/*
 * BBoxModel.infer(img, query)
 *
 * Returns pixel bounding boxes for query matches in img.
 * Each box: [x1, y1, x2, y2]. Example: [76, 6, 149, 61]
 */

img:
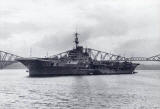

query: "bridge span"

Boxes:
[0, 49, 160, 69]
[122, 54, 160, 62]
[0, 50, 22, 69]
[50, 48, 160, 62]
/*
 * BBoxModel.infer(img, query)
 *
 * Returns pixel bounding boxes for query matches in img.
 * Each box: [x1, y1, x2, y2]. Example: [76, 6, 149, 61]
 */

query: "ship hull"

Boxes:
[29, 67, 136, 77]
[17, 58, 138, 77]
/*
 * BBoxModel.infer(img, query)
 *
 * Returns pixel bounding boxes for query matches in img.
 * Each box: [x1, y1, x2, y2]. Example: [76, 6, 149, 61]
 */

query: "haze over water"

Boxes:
[0, 69, 160, 109]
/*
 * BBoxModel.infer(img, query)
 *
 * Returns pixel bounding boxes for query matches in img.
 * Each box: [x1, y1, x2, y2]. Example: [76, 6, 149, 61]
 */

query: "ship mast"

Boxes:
[74, 32, 79, 49]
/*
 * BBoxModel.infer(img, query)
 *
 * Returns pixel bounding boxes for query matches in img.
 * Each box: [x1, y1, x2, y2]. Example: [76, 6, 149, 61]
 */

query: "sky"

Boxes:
[0, 0, 160, 58]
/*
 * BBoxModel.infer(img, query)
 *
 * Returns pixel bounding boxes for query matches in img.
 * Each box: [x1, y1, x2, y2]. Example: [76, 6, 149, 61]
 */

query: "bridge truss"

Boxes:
[0, 48, 159, 69]
[0, 51, 21, 69]
[49, 48, 160, 62]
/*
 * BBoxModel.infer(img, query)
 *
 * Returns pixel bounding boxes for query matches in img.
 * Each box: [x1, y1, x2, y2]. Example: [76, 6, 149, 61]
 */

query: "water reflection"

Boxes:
[0, 70, 160, 109]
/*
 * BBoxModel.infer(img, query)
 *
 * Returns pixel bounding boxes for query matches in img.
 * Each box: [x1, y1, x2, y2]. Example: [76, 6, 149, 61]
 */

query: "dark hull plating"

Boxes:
[29, 67, 136, 77]
[17, 59, 138, 77]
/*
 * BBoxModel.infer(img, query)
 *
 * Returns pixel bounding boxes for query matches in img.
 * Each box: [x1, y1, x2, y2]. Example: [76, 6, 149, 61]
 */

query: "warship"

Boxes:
[16, 32, 139, 77]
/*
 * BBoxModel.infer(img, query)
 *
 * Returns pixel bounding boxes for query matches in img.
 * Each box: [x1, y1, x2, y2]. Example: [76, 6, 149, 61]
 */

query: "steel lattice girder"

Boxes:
[49, 48, 160, 62]
[0, 51, 21, 69]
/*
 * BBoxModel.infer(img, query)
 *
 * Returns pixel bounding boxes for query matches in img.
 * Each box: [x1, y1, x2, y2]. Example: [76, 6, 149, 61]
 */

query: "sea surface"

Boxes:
[0, 69, 160, 109]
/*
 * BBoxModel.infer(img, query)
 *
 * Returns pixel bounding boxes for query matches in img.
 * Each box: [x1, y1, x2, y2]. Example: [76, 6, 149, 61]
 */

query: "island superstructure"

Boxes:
[16, 32, 139, 77]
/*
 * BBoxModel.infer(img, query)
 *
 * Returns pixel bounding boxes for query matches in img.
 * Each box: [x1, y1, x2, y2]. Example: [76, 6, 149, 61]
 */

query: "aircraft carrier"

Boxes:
[16, 32, 139, 77]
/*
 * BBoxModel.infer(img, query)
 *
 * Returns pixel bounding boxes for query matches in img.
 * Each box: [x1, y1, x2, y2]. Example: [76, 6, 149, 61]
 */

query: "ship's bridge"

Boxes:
[68, 46, 89, 62]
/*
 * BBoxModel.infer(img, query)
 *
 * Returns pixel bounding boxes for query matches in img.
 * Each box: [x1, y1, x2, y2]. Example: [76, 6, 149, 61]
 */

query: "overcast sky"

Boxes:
[0, 0, 160, 58]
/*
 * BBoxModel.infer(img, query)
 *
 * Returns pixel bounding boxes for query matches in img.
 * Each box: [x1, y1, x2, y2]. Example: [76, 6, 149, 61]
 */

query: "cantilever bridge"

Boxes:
[0, 49, 160, 69]
[0, 50, 22, 69]
[50, 48, 160, 62]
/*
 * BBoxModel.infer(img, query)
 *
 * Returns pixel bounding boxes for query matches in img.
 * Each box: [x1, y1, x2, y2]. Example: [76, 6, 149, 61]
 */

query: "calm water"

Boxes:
[0, 69, 160, 109]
